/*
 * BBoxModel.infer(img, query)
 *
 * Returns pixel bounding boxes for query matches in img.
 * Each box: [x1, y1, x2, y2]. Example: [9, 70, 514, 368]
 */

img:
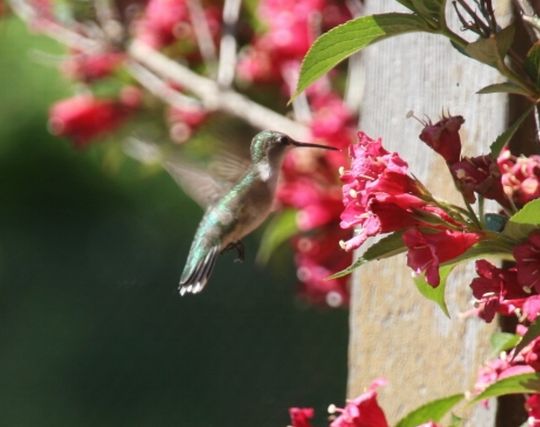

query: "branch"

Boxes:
[217, 0, 242, 87]
[186, 0, 217, 70]
[128, 40, 311, 140]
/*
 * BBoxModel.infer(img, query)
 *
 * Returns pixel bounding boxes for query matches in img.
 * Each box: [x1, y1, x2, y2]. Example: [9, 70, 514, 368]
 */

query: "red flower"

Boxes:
[62, 52, 125, 82]
[450, 155, 507, 205]
[526, 394, 540, 427]
[403, 229, 480, 286]
[330, 379, 389, 427]
[498, 149, 540, 207]
[419, 115, 464, 164]
[514, 231, 540, 293]
[524, 295, 540, 322]
[289, 407, 315, 427]
[470, 260, 528, 322]
[48, 94, 136, 147]
[138, 0, 189, 48]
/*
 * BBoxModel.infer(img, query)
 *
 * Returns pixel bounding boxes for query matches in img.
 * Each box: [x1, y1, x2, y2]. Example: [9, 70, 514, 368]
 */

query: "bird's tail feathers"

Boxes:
[179, 245, 220, 296]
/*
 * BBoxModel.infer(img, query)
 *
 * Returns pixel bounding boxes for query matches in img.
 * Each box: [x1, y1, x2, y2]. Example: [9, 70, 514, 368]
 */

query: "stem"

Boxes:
[477, 195, 485, 228]
[186, 0, 218, 71]
[217, 0, 242, 87]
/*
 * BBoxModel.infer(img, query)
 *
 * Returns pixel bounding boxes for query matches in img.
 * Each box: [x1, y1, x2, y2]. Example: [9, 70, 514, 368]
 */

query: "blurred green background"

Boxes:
[0, 18, 347, 427]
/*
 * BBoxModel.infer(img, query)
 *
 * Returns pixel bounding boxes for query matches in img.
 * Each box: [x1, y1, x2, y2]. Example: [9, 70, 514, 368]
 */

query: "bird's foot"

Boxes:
[223, 241, 245, 263]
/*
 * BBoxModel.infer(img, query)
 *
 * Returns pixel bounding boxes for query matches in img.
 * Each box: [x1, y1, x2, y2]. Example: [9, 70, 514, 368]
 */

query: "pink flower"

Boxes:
[515, 231, 540, 292]
[339, 132, 427, 251]
[310, 91, 356, 149]
[526, 394, 540, 426]
[403, 229, 480, 286]
[498, 149, 540, 207]
[419, 115, 464, 164]
[470, 260, 528, 322]
[475, 357, 533, 395]
[289, 407, 315, 427]
[450, 155, 507, 205]
[416, 423, 442, 427]
[61, 52, 125, 82]
[138, 0, 189, 48]
[330, 379, 389, 427]
[524, 338, 540, 371]
[48, 94, 137, 147]
[167, 104, 208, 143]
[524, 296, 540, 322]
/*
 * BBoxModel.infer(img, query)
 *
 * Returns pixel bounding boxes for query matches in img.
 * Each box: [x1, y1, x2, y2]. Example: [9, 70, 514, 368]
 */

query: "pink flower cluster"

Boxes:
[499, 149, 540, 207]
[288, 379, 442, 427]
[339, 130, 481, 286]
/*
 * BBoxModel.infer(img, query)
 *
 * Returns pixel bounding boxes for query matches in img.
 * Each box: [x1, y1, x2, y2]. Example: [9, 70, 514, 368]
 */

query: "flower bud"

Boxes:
[419, 115, 464, 164]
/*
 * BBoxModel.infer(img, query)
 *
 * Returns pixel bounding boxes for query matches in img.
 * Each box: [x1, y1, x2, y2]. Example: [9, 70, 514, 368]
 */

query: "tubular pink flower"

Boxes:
[289, 407, 315, 427]
[498, 149, 540, 207]
[329, 379, 388, 427]
[419, 115, 464, 164]
[61, 52, 125, 82]
[515, 231, 540, 293]
[403, 229, 480, 286]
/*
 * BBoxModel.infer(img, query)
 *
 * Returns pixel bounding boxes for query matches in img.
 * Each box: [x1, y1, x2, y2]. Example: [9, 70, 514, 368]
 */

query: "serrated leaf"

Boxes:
[256, 210, 297, 265]
[525, 42, 540, 87]
[490, 106, 534, 157]
[490, 332, 520, 354]
[413, 263, 455, 317]
[477, 82, 531, 97]
[514, 316, 540, 357]
[503, 198, 540, 241]
[395, 393, 464, 427]
[293, 13, 431, 99]
[464, 25, 515, 67]
[471, 373, 540, 403]
[328, 232, 407, 279]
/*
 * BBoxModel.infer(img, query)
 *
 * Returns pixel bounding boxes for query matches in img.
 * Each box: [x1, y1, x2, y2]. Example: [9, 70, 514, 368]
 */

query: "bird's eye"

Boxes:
[277, 135, 290, 145]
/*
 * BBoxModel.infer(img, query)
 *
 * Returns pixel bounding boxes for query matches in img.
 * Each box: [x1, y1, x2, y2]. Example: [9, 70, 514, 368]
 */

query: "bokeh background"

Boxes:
[0, 18, 348, 427]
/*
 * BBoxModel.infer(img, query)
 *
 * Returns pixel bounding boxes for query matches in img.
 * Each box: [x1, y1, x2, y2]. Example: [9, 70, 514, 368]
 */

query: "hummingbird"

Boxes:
[166, 130, 338, 296]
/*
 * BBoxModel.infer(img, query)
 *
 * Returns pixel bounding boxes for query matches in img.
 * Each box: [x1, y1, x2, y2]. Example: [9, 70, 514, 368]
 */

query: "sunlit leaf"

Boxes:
[490, 332, 520, 355]
[328, 232, 406, 279]
[471, 373, 540, 403]
[413, 263, 454, 317]
[503, 199, 540, 241]
[293, 13, 431, 99]
[256, 210, 297, 265]
[490, 106, 533, 157]
[395, 393, 463, 427]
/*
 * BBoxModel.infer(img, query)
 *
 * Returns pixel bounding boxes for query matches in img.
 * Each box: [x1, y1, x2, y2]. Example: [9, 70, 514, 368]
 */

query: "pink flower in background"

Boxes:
[526, 394, 540, 427]
[61, 52, 125, 82]
[498, 149, 540, 207]
[167, 104, 208, 143]
[419, 115, 464, 164]
[310, 91, 356, 149]
[403, 229, 480, 286]
[524, 296, 540, 322]
[138, 0, 189, 47]
[450, 154, 507, 205]
[289, 407, 315, 427]
[48, 94, 138, 147]
[514, 231, 540, 292]
[330, 379, 389, 427]
[470, 260, 528, 322]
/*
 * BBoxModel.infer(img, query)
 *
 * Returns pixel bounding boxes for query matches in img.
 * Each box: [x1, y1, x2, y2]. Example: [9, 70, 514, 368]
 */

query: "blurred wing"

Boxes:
[163, 158, 226, 208]
[208, 151, 251, 184]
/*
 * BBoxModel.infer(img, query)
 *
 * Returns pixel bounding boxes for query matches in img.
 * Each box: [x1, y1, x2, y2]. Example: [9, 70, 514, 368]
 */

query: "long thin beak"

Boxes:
[290, 140, 339, 150]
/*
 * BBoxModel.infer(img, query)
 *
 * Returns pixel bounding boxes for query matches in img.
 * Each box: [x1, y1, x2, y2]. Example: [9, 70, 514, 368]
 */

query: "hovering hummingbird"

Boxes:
[165, 130, 338, 296]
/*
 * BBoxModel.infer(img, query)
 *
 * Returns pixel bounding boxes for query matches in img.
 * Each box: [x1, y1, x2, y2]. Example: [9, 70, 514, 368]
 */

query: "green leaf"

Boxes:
[525, 42, 540, 87]
[477, 82, 531, 97]
[256, 210, 297, 265]
[410, 0, 446, 20]
[464, 25, 515, 67]
[503, 198, 540, 241]
[471, 373, 540, 403]
[490, 332, 520, 355]
[490, 106, 534, 157]
[395, 393, 464, 427]
[293, 13, 431, 99]
[514, 316, 540, 357]
[413, 263, 455, 317]
[328, 232, 407, 279]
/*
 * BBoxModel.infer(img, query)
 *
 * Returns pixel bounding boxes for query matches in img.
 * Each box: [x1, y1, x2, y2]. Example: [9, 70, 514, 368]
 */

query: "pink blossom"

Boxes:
[524, 338, 540, 371]
[403, 229, 480, 286]
[419, 115, 464, 164]
[514, 231, 540, 293]
[330, 379, 389, 427]
[475, 357, 533, 395]
[450, 154, 507, 205]
[470, 260, 528, 322]
[526, 394, 540, 427]
[310, 91, 356, 149]
[61, 52, 125, 82]
[498, 149, 540, 207]
[48, 94, 137, 147]
[138, 0, 189, 47]
[167, 104, 208, 143]
[524, 296, 540, 322]
[289, 407, 315, 427]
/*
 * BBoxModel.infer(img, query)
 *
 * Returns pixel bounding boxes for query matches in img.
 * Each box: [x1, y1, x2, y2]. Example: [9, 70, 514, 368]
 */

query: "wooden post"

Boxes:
[347, 1, 511, 424]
